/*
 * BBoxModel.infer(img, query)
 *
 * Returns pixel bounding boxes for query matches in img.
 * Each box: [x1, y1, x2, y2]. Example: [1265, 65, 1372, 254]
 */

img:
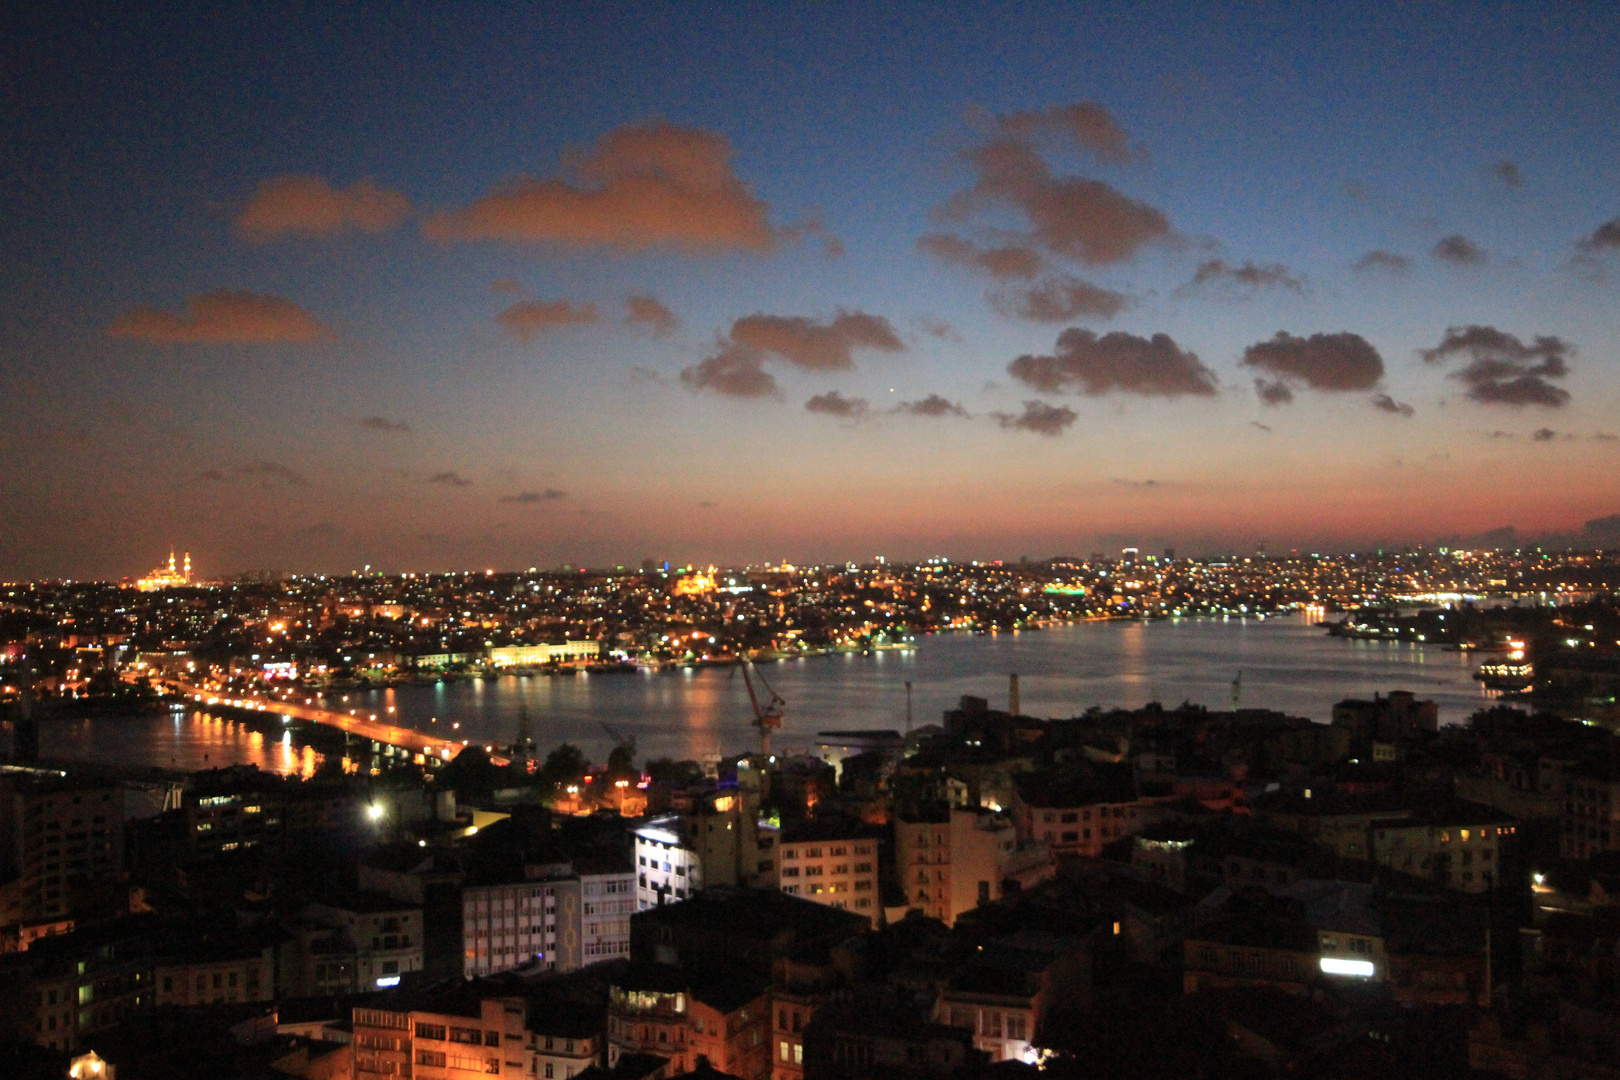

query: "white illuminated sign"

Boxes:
[376, 975, 401, 987]
[1319, 957, 1375, 977]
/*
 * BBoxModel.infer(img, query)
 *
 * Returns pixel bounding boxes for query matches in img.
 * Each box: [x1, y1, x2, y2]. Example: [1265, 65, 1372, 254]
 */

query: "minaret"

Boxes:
[168, 550, 177, 574]
[183, 553, 191, 582]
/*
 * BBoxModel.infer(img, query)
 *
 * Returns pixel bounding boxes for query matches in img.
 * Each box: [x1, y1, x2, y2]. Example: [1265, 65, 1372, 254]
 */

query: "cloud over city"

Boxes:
[1421, 325, 1573, 407]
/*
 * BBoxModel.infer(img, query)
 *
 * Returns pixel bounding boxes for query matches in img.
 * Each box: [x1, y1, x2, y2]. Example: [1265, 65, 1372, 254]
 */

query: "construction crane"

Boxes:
[740, 661, 784, 757]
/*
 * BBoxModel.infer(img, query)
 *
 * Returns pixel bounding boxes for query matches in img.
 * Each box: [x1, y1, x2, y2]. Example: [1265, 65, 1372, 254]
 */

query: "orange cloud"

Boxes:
[423, 121, 777, 252]
[625, 294, 679, 336]
[496, 300, 600, 341]
[995, 102, 1137, 163]
[236, 176, 411, 241]
[108, 290, 333, 344]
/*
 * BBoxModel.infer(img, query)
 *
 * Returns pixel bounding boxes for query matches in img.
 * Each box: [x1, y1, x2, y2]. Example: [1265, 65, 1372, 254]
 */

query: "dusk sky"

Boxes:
[3, 3, 1619, 579]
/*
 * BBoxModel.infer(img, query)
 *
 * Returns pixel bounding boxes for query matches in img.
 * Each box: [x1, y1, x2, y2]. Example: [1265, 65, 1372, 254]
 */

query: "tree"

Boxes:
[539, 743, 588, 791]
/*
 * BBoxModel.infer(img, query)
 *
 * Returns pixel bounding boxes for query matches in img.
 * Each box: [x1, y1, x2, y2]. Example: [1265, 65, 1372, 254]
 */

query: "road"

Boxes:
[145, 678, 508, 765]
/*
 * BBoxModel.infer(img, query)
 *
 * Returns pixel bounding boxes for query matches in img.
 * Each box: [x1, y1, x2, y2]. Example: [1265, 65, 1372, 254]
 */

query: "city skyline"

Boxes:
[3, 4, 1619, 578]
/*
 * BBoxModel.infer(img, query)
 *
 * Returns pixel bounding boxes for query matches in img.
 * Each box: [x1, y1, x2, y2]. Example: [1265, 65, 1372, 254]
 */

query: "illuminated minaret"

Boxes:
[168, 550, 177, 574]
[183, 552, 191, 582]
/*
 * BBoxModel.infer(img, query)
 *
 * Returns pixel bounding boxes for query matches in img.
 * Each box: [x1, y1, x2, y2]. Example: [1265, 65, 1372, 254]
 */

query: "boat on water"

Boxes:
[1475, 659, 1533, 691]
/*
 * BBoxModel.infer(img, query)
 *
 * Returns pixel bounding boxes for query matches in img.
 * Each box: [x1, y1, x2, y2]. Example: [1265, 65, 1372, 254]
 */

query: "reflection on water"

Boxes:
[39, 710, 323, 776]
[40, 615, 1500, 773]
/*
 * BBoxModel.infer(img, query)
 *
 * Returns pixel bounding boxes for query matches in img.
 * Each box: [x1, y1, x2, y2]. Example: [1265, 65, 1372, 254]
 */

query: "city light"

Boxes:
[1319, 958, 1375, 977]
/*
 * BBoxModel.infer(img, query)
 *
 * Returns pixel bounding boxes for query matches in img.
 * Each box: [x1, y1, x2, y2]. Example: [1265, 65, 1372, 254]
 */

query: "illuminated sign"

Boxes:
[376, 975, 401, 987]
[1319, 957, 1374, 977]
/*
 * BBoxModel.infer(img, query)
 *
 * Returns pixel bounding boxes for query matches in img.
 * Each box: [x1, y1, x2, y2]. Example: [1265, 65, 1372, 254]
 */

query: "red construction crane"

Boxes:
[740, 661, 784, 757]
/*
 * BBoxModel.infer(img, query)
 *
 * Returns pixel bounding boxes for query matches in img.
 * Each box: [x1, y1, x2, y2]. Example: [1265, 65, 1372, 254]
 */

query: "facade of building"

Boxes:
[304, 893, 424, 990]
[607, 966, 771, 1080]
[463, 860, 634, 977]
[0, 775, 125, 923]
[634, 819, 704, 911]
[1368, 808, 1515, 892]
[933, 933, 1088, 1065]
[895, 807, 1018, 926]
[1012, 779, 1155, 857]
[774, 820, 882, 926]
[488, 642, 602, 666]
[353, 995, 532, 1080]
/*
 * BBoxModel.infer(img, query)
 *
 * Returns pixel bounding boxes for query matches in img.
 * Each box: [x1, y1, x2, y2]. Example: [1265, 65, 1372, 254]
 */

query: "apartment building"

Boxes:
[774, 819, 883, 926]
[302, 891, 424, 990]
[463, 858, 634, 977]
[353, 993, 532, 1080]
[606, 963, 771, 1080]
[0, 774, 124, 922]
[895, 807, 1017, 926]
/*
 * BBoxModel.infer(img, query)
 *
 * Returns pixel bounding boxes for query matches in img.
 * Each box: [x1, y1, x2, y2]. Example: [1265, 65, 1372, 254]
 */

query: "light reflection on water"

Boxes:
[38, 709, 323, 776]
[39, 615, 1499, 772]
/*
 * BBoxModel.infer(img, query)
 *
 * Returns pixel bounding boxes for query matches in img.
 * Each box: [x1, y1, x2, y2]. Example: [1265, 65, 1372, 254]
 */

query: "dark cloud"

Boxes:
[1179, 259, 1304, 298]
[682, 310, 902, 397]
[628, 365, 665, 385]
[1354, 250, 1411, 273]
[1485, 430, 1514, 439]
[1110, 478, 1158, 488]
[1433, 234, 1487, 266]
[893, 394, 969, 418]
[500, 489, 567, 504]
[1532, 428, 1558, 442]
[496, 299, 599, 341]
[625, 295, 678, 336]
[1491, 161, 1523, 189]
[995, 400, 1076, 436]
[426, 471, 472, 487]
[1254, 379, 1294, 406]
[994, 102, 1136, 163]
[1370, 393, 1414, 417]
[917, 233, 1043, 280]
[239, 461, 308, 487]
[949, 138, 1170, 266]
[1009, 329, 1217, 398]
[1240, 331, 1384, 393]
[917, 317, 961, 342]
[1421, 325, 1572, 407]
[990, 275, 1127, 322]
[1587, 515, 1620, 546]
[422, 121, 777, 253]
[236, 176, 411, 241]
[360, 416, 410, 432]
[679, 348, 779, 398]
[1596, 432, 1619, 442]
[1250, 421, 1272, 433]
[804, 391, 869, 418]
[1578, 218, 1620, 252]
[109, 290, 333, 344]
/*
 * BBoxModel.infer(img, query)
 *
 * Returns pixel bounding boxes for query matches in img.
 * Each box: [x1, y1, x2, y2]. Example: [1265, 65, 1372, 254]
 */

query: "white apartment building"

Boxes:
[634, 817, 704, 910]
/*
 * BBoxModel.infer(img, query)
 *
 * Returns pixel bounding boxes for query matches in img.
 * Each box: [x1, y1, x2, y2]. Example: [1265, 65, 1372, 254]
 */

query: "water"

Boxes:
[38, 614, 1500, 774]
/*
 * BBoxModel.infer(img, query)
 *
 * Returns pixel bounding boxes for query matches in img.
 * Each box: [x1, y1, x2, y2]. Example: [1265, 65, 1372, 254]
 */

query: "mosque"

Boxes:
[135, 550, 191, 592]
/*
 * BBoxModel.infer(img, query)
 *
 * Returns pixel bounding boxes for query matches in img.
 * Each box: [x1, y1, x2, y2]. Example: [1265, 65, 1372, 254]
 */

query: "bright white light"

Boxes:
[375, 975, 400, 987]
[366, 804, 385, 821]
[1320, 957, 1374, 977]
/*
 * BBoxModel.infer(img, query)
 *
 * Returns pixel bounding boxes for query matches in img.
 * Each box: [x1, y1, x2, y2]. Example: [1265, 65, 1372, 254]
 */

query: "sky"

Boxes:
[2, 2, 1619, 579]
